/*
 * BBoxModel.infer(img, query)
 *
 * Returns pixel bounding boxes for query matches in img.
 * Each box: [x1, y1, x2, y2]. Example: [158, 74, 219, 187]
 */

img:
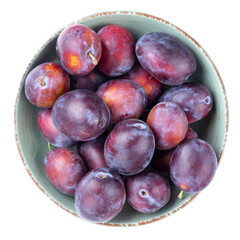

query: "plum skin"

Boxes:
[147, 102, 188, 150]
[70, 68, 107, 92]
[38, 108, 76, 147]
[136, 32, 196, 86]
[185, 127, 198, 139]
[25, 62, 70, 108]
[44, 148, 87, 196]
[121, 63, 164, 107]
[159, 82, 213, 123]
[97, 25, 135, 77]
[77, 133, 108, 170]
[125, 169, 171, 213]
[52, 89, 110, 141]
[74, 168, 126, 223]
[97, 79, 147, 124]
[56, 24, 102, 76]
[151, 127, 198, 173]
[104, 119, 155, 175]
[170, 138, 218, 193]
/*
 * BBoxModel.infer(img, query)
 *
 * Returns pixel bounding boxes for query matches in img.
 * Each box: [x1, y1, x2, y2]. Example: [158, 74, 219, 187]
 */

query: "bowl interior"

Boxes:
[15, 12, 228, 226]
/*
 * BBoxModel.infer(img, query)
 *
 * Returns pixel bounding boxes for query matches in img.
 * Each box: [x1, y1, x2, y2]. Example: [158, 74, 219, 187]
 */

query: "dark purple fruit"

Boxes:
[170, 138, 217, 193]
[77, 133, 108, 170]
[151, 127, 198, 173]
[97, 25, 135, 76]
[104, 119, 155, 175]
[38, 108, 76, 147]
[125, 169, 171, 213]
[147, 102, 188, 150]
[121, 62, 164, 106]
[136, 32, 196, 86]
[75, 168, 126, 223]
[159, 82, 213, 123]
[70, 68, 107, 92]
[97, 79, 147, 124]
[56, 24, 101, 76]
[25, 62, 70, 108]
[52, 89, 110, 141]
[44, 148, 87, 196]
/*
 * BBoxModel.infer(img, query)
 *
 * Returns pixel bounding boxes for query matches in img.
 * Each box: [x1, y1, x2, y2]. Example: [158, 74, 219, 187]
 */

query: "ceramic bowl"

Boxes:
[14, 11, 229, 226]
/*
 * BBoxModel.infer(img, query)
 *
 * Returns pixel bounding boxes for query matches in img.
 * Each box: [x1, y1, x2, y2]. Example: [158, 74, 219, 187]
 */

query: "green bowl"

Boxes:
[14, 11, 229, 226]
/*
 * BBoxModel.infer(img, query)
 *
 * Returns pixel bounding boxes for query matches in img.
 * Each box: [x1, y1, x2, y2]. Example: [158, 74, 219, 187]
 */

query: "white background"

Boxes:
[1, 0, 239, 239]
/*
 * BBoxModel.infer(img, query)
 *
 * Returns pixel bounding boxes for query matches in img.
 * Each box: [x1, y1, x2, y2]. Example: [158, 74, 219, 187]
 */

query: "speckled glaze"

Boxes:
[14, 11, 229, 227]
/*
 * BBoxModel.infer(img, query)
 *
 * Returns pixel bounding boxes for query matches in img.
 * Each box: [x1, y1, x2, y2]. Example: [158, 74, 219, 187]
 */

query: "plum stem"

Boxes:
[178, 190, 184, 199]
[88, 51, 98, 65]
[48, 142, 51, 151]
[38, 70, 49, 86]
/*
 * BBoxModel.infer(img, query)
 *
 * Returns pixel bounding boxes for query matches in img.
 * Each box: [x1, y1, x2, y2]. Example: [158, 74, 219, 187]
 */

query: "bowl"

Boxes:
[14, 11, 229, 226]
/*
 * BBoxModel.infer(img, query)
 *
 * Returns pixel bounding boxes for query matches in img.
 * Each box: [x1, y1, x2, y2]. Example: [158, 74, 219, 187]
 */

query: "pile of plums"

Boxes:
[25, 24, 217, 223]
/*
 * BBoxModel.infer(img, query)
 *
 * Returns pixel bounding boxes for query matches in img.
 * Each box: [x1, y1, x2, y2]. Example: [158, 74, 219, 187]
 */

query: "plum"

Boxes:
[38, 108, 76, 147]
[170, 138, 217, 193]
[159, 82, 213, 123]
[104, 119, 155, 175]
[25, 62, 70, 108]
[52, 89, 110, 141]
[97, 79, 147, 124]
[44, 148, 87, 196]
[75, 168, 126, 223]
[97, 25, 135, 76]
[136, 32, 196, 86]
[147, 102, 188, 150]
[125, 169, 171, 213]
[70, 68, 107, 92]
[56, 24, 101, 76]
[122, 63, 164, 106]
[77, 133, 108, 170]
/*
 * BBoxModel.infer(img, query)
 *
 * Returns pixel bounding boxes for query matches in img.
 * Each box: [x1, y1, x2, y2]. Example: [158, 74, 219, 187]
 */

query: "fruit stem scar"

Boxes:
[178, 190, 184, 199]
[38, 70, 49, 86]
[99, 120, 105, 126]
[48, 142, 51, 151]
[141, 190, 146, 196]
[88, 51, 98, 65]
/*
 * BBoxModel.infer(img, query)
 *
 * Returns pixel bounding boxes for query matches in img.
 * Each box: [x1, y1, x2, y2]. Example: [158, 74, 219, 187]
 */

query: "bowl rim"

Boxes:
[14, 10, 229, 227]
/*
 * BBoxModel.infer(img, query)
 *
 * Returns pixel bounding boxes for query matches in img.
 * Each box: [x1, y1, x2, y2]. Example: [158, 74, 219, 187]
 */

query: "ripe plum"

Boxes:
[136, 32, 196, 85]
[52, 89, 110, 141]
[77, 133, 108, 170]
[97, 25, 135, 76]
[75, 168, 126, 223]
[170, 138, 217, 193]
[159, 82, 213, 123]
[70, 68, 107, 92]
[125, 169, 171, 213]
[56, 24, 101, 76]
[122, 63, 164, 106]
[44, 148, 87, 196]
[25, 62, 70, 108]
[38, 108, 76, 147]
[104, 119, 155, 175]
[147, 102, 188, 150]
[97, 79, 147, 124]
